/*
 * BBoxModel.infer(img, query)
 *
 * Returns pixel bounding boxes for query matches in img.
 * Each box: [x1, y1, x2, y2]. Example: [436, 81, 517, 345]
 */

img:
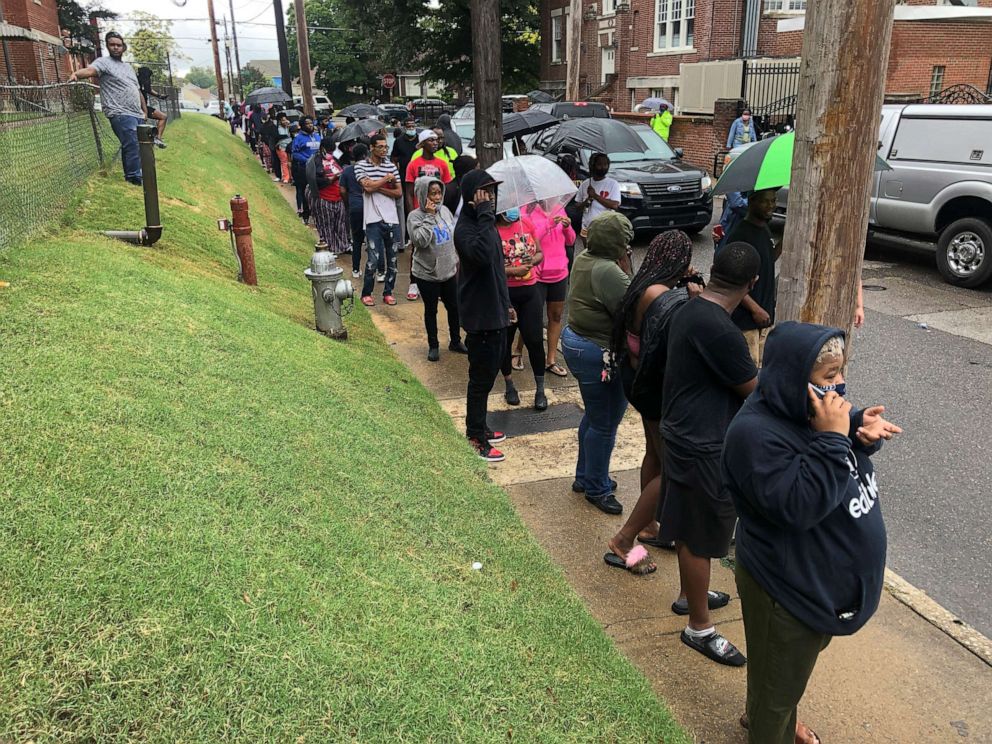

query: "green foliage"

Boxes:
[0, 116, 689, 743]
[239, 65, 272, 96]
[185, 65, 217, 93]
[126, 11, 185, 70]
[56, 0, 116, 54]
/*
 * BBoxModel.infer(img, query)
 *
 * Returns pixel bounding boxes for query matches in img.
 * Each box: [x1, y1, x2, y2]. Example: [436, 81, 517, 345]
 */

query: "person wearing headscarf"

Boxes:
[307, 137, 349, 254]
[603, 231, 703, 574]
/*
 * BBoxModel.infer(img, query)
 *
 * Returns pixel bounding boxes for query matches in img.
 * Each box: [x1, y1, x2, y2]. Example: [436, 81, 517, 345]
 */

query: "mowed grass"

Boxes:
[0, 115, 688, 742]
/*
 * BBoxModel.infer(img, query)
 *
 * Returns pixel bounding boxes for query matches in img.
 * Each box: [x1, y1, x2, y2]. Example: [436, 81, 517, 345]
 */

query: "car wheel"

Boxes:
[936, 217, 992, 288]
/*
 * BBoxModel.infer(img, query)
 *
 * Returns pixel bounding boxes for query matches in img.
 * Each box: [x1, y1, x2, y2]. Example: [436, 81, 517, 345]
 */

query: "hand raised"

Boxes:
[856, 405, 903, 445]
[808, 387, 852, 436]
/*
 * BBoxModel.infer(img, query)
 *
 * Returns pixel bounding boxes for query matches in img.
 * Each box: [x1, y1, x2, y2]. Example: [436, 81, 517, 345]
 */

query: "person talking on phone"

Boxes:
[453, 169, 511, 463]
[722, 324, 901, 744]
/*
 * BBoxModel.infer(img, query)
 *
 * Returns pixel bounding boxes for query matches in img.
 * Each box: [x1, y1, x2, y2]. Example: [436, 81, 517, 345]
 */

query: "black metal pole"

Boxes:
[273, 0, 293, 97]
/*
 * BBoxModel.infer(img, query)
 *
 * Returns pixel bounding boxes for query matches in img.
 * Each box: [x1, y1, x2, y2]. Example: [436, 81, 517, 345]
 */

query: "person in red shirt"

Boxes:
[308, 137, 349, 253]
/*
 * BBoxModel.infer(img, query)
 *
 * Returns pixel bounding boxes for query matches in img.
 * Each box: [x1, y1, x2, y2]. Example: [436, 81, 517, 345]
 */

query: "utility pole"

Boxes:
[566, 0, 583, 101]
[223, 16, 235, 100]
[293, 0, 315, 118]
[273, 0, 293, 97]
[777, 0, 896, 336]
[206, 0, 226, 110]
[470, 0, 503, 168]
[229, 0, 243, 97]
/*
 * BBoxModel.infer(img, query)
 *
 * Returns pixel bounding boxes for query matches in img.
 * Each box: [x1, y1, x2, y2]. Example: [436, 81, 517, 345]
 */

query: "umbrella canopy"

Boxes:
[641, 96, 672, 111]
[527, 90, 556, 103]
[337, 118, 384, 143]
[338, 103, 379, 119]
[544, 118, 647, 156]
[502, 110, 560, 140]
[245, 86, 292, 106]
[714, 131, 892, 195]
[486, 155, 579, 215]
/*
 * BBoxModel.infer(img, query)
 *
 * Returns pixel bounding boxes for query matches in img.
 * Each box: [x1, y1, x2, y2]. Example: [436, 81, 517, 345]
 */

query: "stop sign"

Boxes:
[382, 73, 396, 89]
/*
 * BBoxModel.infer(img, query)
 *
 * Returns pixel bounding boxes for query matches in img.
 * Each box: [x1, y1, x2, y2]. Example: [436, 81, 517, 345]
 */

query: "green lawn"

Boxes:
[0, 115, 688, 742]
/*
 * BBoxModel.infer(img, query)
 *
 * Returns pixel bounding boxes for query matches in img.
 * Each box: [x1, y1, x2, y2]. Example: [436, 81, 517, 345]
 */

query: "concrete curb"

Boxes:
[884, 568, 992, 667]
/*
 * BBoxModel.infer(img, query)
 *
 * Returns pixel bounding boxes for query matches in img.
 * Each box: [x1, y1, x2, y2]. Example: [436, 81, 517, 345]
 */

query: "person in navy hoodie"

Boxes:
[722, 323, 902, 744]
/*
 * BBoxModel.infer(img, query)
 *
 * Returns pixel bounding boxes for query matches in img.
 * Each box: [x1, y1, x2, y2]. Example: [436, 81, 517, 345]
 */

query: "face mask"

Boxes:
[505, 207, 520, 222]
[592, 168, 608, 179]
[808, 382, 847, 399]
[405, 129, 416, 137]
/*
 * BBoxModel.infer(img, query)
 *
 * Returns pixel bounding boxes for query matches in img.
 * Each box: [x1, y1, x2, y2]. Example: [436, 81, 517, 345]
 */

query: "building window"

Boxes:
[551, 15, 564, 63]
[764, 0, 806, 12]
[602, 0, 616, 15]
[929, 65, 945, 99]
[655, 0, 694, 51]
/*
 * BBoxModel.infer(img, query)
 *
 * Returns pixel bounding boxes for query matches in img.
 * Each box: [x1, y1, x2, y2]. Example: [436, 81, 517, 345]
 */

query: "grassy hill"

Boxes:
[0, 115, 688, 742]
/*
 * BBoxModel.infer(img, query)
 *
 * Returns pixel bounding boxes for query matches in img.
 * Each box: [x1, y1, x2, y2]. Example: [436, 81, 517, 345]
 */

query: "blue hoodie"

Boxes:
[722, 322, 886, 636]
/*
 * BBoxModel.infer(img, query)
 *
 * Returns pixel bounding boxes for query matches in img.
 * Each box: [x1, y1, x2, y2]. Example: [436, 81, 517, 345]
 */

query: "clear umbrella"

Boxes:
[486, 155, 578, 215]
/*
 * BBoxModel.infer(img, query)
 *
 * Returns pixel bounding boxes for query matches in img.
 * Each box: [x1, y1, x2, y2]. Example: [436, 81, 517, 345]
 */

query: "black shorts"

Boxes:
[620, 360, 662, 420]
[658, 444, 736, 558]
[147, 106, 157, 116]
[539, 277, 568, 303]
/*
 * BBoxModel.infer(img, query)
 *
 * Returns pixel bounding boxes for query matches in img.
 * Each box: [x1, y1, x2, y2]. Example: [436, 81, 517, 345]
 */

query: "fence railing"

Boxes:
[741, 60, 801, 133]
[0, 82, 119, 251]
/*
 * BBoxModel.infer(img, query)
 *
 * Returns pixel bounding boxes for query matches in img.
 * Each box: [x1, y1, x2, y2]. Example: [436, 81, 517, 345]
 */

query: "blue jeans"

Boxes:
[362, 221, 399, 297]
[561, 325, 628, 498]
[109, 115, 142, 182]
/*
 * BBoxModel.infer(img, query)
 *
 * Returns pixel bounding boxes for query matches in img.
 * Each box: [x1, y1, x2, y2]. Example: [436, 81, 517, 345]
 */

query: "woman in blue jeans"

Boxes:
[561, 211, 634, 515]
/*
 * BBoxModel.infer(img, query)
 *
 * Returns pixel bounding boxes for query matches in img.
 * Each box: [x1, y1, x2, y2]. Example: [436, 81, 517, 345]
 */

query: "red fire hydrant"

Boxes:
[230, 194, 257, 286]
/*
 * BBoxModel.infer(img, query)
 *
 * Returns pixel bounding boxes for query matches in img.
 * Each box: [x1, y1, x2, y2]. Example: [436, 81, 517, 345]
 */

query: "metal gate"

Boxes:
[740, 59, 801, 134]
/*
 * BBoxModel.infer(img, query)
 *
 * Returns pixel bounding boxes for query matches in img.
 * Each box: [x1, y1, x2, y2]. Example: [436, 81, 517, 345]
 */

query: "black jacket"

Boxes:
[453, 169, 510, 332]
[722, 322, 886, 636]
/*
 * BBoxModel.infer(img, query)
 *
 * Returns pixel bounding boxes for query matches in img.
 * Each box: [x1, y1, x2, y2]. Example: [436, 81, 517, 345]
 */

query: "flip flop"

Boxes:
[680, 629, 746, 666]
[671, 590, 731, 616]
[638, 534, 676, 550]
[740, 715, 822, 744]
[511, 353, 524, 371]
[545, 363, 568, 377]
[604, 545, 656, 575]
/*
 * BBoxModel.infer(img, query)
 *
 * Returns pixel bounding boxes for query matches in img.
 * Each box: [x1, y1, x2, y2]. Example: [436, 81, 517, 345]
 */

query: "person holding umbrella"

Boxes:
[650, 102, 673, 142]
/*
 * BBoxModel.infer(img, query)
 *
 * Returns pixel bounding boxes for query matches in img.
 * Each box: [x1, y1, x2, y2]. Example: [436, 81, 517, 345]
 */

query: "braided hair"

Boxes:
[610, 230, 693, 359]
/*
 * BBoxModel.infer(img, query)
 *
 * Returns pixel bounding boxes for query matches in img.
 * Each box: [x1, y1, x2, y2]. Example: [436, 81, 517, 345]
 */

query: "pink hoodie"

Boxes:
[526, 204, 576, 284]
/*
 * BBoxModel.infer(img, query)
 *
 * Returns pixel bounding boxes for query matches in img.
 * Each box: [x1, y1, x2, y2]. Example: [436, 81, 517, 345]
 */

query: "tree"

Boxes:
[240, 65, 273, 95]
[185, 65, 217, 92]
[126, 12, 185, 72]
[286, 0, 377, 99]
[56, 0, 116, 54]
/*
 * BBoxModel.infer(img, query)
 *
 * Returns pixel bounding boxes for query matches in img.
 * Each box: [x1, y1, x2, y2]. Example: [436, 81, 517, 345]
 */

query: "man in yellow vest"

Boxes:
[650, 102, 673, 142]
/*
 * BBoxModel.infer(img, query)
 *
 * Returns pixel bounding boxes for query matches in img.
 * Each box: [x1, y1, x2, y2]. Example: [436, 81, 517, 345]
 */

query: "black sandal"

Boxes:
[680, 629, 746, 666]
[671, 590, 731, 616]
[638, 534, 676, 550]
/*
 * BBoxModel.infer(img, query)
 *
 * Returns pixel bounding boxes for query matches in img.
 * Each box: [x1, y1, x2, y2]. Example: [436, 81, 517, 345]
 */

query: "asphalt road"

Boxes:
[631, 211, 992, 638]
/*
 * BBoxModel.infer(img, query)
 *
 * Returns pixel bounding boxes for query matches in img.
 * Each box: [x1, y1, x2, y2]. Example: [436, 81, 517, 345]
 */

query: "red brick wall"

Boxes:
[0, 0, 71, 82]
[886, 21, 992, 97]
[2, 0, 61, 37]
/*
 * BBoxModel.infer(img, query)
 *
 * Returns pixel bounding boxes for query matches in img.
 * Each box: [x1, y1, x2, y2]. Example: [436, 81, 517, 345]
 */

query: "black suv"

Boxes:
[528, 101, 611, 120]
[527, 121, 713, 235]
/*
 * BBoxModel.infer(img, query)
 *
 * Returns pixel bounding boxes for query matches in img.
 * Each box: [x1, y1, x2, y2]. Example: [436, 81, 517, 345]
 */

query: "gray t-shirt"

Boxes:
[91, 56, 144, 120]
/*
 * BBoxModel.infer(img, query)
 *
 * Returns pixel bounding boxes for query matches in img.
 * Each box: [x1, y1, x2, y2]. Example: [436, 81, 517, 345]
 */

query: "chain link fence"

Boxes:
[0, 80, 178, 251]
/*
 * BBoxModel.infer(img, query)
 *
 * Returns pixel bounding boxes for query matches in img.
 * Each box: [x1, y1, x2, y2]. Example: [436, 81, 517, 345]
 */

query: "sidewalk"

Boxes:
[281, 185, 992, 743]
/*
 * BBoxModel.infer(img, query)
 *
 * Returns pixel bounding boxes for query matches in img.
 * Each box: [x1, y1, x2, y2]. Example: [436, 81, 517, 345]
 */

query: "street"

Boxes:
[637, 209, 992, 639]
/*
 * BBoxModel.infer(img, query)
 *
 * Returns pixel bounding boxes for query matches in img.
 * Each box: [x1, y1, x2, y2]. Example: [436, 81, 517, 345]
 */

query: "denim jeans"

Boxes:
[109, 115, 142, 182]
[362, 221, 399, 297]
[560, 325, 628, 498]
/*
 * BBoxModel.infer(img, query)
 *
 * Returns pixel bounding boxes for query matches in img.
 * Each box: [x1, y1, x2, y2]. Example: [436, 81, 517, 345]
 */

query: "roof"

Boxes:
[895, 103, 992, 120]
[245, 59, 282, 78]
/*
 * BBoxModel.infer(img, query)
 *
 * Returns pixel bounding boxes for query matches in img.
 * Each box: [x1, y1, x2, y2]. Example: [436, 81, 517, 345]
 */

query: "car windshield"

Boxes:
[453, 121, 475, 139]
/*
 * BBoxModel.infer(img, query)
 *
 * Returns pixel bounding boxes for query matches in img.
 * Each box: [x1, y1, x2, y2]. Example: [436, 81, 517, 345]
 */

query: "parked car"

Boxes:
[527, 119, 714, 235]
[528, 101, 611, 120]
[502, 94, 529, 113]
[179, 100, 203, 113]
[450, 119, 515, 158]
[377, 103, 409, 122]
[726, 104, 992, 287]
[408, 98, 453, 121]
[293, 95, 334, 117]
[452, 104, 474, 120]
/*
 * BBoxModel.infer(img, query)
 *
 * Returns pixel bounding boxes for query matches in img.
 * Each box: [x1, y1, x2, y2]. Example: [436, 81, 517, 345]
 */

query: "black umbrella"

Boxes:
[338, 118, 385, 143]
[527, 90, 556, 103]
[545, 118, 647, 155]
[338, 103, 379, 118]
[244, 86, 292, 106]
[502, 110, 560, 140]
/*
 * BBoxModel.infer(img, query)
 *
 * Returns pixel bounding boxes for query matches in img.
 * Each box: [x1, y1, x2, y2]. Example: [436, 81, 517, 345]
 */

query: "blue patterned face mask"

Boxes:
[809, 382, 847, 398]
[505, 207, 520, 222]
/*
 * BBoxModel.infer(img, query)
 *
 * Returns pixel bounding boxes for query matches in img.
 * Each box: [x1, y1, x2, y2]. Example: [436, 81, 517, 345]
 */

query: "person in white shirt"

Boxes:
[574, 153, 621, 254]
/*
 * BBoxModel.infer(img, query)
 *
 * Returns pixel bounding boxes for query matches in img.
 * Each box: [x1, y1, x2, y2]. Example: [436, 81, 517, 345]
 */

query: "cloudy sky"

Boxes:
[97, 0, 282, 76]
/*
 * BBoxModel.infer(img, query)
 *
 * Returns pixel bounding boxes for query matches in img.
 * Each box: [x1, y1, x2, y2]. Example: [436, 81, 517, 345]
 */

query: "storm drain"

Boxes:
[488, 403, 585, 437]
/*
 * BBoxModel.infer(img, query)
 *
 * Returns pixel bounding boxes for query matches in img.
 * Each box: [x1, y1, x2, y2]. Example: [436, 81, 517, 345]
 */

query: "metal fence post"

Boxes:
[87, 94, 105, 167]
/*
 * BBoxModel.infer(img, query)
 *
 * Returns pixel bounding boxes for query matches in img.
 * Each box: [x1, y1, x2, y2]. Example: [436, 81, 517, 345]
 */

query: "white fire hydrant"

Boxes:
[304, 249, 354, 339]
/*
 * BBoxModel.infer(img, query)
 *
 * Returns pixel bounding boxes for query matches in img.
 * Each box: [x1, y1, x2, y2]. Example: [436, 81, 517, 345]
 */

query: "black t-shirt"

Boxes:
[390, 135, 420, 183]
[726, 219, 776, 331]
[661, 297, 757, 454]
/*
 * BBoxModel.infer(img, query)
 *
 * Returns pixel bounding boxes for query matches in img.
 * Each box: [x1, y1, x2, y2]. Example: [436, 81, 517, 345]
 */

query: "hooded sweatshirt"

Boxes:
[454, 169, 511, 332]
[437, 113, 463, 155]
[407, 176, 458, 283]
[565, 211, 633, 348]
[722, 322, 887, 636]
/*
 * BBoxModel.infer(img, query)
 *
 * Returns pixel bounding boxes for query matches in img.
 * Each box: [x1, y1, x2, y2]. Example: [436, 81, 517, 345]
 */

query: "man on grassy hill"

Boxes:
[70, 32, 145, 186]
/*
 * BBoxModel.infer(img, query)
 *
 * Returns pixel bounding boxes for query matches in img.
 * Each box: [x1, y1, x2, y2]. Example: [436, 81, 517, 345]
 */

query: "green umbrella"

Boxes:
[714, 131, 891, 195]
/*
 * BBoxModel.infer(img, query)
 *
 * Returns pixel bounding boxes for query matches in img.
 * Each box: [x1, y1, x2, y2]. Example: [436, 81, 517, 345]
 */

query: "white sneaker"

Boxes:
[375, 272, 386, 283]
[351, 270, 361, 279]
[154, 137, 167, 149]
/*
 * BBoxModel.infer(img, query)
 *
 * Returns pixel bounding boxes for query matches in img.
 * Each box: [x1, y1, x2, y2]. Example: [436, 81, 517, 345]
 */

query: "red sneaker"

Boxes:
[470, 438, 505, 462]
[486, 430, 506, 444]
[383, 294, 397, 305]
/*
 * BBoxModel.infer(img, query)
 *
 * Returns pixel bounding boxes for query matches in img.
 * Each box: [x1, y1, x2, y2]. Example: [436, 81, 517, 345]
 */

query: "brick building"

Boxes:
[539, 0, 992, 111]
[0, 0, 74, 83]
